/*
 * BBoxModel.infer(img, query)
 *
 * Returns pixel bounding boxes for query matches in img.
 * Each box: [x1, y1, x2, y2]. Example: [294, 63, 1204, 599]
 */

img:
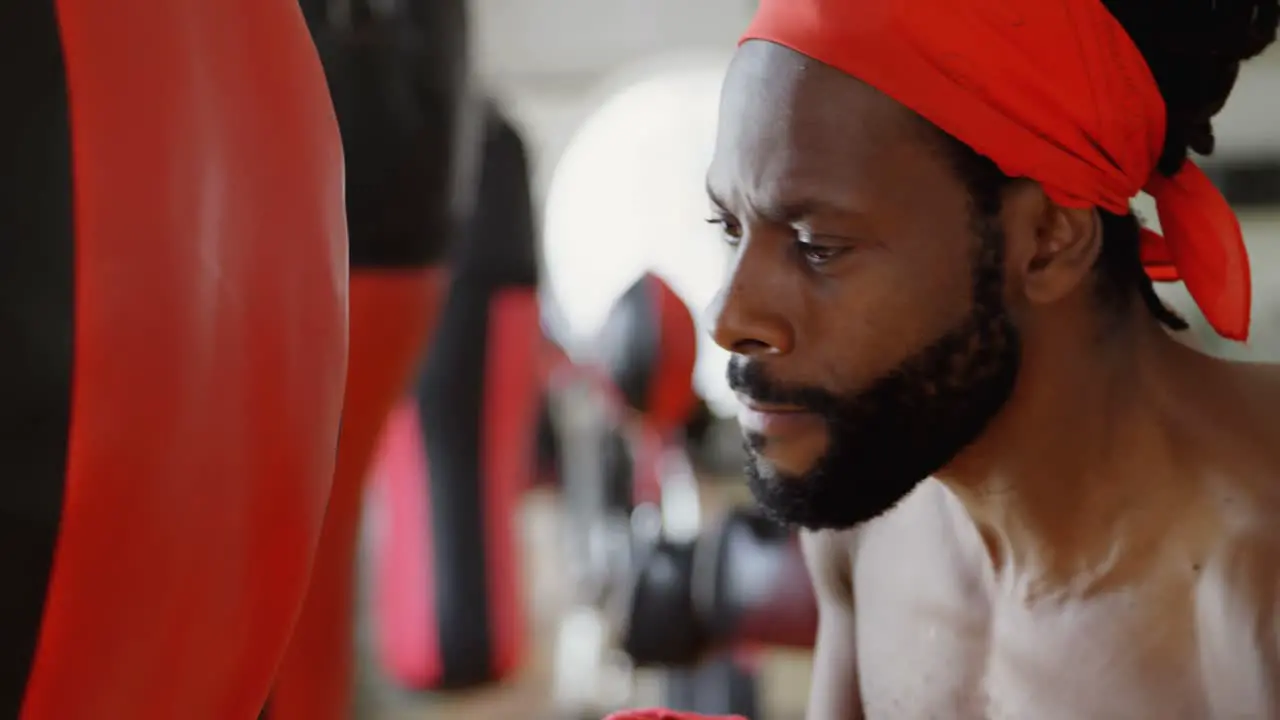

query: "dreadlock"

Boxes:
[943, 0, 1279, 331]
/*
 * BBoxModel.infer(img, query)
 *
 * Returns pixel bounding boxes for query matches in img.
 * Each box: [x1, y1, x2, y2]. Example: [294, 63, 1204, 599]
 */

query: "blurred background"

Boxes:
[303, 2, 1280, 719]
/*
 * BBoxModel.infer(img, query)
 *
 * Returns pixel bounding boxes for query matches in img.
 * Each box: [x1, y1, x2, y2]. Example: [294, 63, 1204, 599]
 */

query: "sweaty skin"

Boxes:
[707, 42, 1280, 719]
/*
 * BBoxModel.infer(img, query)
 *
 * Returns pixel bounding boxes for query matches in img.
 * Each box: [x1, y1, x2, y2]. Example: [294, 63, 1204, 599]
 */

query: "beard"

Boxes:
[728, 225, 1019, 531]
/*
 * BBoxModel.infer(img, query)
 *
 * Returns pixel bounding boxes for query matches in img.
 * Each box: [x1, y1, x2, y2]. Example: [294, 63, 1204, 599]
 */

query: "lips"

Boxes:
[736, 396, 822, 437]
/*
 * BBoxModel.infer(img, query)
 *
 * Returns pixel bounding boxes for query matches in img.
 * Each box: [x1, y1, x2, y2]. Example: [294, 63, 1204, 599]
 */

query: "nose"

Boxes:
[707, 245, 794, 357]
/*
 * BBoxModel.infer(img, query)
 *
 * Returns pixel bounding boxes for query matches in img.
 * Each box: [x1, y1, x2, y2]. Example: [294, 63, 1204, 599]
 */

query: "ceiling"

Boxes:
[472, 0, 1278, 158]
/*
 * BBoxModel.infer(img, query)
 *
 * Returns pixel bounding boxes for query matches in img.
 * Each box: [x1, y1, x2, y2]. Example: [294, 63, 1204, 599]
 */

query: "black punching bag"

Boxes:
[369, 102, 541, 691]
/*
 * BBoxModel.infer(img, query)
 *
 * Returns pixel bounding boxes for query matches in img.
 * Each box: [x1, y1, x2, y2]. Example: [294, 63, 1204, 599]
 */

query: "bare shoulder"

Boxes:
[1184, 357, 1280, 502]
[1194, 528, 1280, 716]
[1196, 528, 1280, 617]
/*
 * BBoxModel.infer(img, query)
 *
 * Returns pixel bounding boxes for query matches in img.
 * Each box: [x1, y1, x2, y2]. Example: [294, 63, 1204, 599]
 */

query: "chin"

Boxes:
[745, 452, 813, 481]
[743, 452, 918, 531]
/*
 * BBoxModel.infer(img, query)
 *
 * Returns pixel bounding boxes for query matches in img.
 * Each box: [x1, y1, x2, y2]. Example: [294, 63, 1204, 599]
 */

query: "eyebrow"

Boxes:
[766, 197, 862, 223]
[706, 180, 866, 223]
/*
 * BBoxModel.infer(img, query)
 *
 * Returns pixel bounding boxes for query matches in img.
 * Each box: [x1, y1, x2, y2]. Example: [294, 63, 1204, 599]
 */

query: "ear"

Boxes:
[1000, 182, 1101, 305]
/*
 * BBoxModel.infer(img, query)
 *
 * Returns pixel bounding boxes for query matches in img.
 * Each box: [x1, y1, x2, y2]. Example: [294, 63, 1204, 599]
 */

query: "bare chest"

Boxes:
[849, 487, 1226, 720]
[853, 576, 1207, 719]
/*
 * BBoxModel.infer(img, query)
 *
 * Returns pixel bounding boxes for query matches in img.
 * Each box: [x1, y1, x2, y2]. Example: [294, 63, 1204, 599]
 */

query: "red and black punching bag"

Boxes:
[598, 273, 700, 506]
[370, 101, 542, 691]
[599, 273, 700, 433]
[0, 1, 347, 718]
[265, 1, 469, 718]
[596, 277, 762, 719]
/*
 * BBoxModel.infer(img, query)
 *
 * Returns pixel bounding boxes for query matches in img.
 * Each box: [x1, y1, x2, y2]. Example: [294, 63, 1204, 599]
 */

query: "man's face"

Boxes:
[706, 42, 1021, 530]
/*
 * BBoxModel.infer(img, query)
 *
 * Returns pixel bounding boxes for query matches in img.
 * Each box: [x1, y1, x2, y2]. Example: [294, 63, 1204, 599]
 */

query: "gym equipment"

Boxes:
[369, 101, 541, 692]
[663, 658, 761, 719]
[537, 53, 821, 720]
[693, 507, 818, 650]
[554, 274, 701, 614]
[548, 274, 762, 719]
[598, 276, 701, 437]
[1, 1, 347, 717]
[265, 2, 478, 717]
[550, 274, 823, 719]
[619, 522, 706, 668]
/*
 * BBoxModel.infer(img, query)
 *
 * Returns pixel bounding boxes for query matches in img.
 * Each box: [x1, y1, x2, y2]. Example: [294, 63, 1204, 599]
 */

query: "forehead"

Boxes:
[707, 41, 945, 209]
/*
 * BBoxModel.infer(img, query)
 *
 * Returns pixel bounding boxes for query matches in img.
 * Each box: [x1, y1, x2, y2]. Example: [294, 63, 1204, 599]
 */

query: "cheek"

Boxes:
[874, 202, 985, 340]
[801, 251, 975, 388]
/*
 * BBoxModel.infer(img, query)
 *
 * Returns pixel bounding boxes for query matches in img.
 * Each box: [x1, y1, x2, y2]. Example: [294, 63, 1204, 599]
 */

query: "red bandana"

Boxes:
[604, 711, 746, 720]
[742, 0, 1251, 340]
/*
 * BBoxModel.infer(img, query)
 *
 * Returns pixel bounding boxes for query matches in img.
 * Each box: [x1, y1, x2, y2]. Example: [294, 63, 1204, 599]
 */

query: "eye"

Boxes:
[796, 241, 846, 268]
[706, 215, 742, 247]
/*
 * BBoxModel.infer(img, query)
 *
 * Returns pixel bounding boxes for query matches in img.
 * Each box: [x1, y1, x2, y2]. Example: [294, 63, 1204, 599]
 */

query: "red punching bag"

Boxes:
[0, 1, 347, 719]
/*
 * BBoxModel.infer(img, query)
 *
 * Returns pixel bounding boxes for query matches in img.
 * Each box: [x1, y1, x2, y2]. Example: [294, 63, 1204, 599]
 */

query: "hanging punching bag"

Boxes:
[597, 273, 700, 508]
[371, 101, 542, 691]
[0, 0, 347, 717]
[265, 1, 470, 718]
[599, 273, 700, 436]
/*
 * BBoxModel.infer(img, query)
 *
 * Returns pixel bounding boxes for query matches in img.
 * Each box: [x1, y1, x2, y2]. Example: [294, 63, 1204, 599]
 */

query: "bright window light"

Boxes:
[543, 54, 739, 416]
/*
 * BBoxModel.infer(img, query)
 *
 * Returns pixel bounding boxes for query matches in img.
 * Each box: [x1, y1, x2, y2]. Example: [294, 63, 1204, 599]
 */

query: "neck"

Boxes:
[937, 303, 1207, 598]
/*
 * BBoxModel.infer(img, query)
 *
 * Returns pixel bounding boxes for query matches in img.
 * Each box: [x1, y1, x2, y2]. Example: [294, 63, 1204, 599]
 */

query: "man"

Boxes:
[612, 0, 1279, 718]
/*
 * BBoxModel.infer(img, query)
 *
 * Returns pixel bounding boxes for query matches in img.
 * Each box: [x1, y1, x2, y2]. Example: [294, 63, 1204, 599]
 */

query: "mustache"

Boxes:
[726, 357, 844, 415]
